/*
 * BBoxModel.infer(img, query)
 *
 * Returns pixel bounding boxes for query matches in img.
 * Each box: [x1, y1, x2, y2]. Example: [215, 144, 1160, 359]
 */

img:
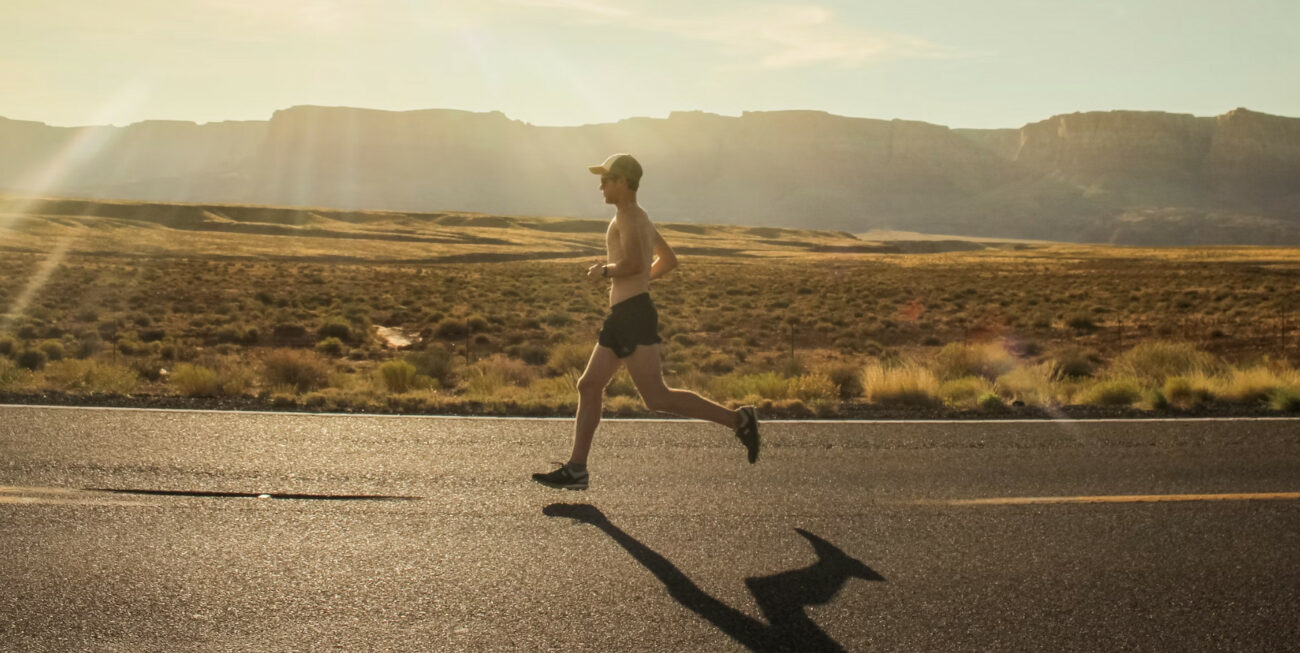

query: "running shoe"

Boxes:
[735, 405, 760, 464]
[532, 464, 589, 490]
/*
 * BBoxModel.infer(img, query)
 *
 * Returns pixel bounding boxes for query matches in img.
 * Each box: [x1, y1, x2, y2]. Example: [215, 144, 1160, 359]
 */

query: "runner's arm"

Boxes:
[649, 229, 678, 280]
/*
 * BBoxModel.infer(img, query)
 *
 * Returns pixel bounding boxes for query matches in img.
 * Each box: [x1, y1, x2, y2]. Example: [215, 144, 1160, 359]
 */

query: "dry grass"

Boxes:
[2, 195, 1298, 414]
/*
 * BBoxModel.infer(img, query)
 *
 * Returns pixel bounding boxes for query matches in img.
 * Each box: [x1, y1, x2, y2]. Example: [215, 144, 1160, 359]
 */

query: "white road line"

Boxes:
[2, 404, 1299, 423]
[914, 492, 1300, 506]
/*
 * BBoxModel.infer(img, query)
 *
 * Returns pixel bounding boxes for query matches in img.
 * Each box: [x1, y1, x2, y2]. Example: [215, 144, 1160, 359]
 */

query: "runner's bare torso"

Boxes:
[605, 207, 657, 306]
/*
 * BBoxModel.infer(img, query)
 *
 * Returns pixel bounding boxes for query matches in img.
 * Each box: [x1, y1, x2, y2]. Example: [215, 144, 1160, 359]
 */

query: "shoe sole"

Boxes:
[740, 406, 760, 464]
[532, 478, 588, 490]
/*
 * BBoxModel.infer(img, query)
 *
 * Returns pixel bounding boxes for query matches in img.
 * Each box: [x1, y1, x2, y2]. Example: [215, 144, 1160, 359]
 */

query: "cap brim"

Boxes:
[587, 165, 609, 175]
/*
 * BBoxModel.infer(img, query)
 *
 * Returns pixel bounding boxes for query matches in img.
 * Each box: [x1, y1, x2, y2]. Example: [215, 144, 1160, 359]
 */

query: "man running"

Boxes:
[532, 153, 759, 490]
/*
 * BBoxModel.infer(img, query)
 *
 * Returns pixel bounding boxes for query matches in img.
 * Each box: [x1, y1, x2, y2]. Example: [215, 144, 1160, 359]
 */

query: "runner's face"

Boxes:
[600, 174, 625, 203]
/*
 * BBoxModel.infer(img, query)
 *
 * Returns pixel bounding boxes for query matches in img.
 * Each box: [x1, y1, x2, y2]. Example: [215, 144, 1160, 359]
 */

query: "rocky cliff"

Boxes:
[1, 106, 1297, 244]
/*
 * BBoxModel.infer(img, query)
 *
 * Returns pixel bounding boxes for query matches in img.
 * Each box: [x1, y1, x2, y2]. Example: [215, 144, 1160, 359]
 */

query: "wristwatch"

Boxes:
[602, 264, 610, 278]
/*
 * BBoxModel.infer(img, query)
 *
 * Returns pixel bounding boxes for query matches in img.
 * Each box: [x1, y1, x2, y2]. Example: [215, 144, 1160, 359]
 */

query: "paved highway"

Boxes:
[2, 406, 1298, 652]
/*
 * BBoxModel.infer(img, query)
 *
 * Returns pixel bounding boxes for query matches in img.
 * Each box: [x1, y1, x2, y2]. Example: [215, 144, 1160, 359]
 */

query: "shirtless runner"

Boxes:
[532, 153, 760, 490]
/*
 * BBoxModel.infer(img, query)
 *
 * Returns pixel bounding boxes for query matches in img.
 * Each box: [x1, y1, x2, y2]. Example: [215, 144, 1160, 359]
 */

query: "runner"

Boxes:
[532, 153, 759, 490]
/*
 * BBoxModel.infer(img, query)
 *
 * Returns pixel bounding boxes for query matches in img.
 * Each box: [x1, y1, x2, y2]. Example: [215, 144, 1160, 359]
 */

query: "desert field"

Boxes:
[2, 196, 1298, 416]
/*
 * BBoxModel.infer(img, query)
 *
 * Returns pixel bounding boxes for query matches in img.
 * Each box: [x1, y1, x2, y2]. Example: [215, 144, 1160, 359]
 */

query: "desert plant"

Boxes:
[315, 337, 346, 356]
[170, 363, 221, 396]
[707, 372, 790, 401]
[547, 342, 593, 375]
[42, 360, 139, 395]
[407, 348, 456, 386]
[1080, 378, 1142, 406]
[0, 336, 17, 357]
[939, 376, 994, 409]
[1269, 387, 1300, 412]
[16, 349, 46, 371]
[978, 392, 1006, 411]
[1109, 341, 1219, 384]
[1053, 349, 1098, 379]
[861, 363, 941, 407]
[789, 372, 837, 403]
[823, 363, 864, 399]
[934, 342, 1016, 381]
[38, 340, 65, 362]
[262, 349, 331, 392]
[378, 360, 420, 393]
[0, 357, 26, 388]
[1162, 375, 1214, 409]
[318, 317, 355, 343]
[434, 318, 470, 340]
[1216, 367, 1291, 404]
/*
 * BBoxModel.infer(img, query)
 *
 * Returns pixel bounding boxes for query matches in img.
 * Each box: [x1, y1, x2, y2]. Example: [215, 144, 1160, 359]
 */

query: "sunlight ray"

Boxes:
[1, 237, 73, 333]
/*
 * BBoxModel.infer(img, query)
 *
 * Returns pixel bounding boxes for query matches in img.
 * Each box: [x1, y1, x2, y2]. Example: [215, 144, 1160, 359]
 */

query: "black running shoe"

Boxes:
[532, 464, 589, 490]
[734, 405, 760, 464]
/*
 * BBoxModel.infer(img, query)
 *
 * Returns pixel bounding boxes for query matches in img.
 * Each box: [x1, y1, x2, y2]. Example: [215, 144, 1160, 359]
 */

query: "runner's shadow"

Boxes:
[543, 503, 883, 652]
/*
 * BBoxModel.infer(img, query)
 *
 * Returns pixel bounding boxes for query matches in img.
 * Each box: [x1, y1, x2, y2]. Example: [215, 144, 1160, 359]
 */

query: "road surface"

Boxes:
[2, 406, 1298, 652]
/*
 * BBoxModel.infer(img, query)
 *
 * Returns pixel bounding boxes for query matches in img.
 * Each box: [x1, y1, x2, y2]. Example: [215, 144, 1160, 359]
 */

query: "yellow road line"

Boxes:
[920, 492, 1300, 506]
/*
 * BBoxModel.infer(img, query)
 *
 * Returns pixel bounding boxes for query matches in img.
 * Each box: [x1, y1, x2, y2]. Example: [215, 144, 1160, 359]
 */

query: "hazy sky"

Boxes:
[3, 0, 1296, 129]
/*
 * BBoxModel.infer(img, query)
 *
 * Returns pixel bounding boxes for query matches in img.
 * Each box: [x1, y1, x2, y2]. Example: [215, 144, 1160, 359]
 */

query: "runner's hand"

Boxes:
[587, 262, 607, 280]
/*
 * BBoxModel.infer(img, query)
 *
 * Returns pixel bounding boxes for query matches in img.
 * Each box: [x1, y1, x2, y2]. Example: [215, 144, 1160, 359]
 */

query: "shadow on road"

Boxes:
[543, 503, 883, 652]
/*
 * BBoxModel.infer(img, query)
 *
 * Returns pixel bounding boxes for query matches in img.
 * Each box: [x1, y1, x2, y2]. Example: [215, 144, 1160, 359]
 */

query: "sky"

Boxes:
[2, 0, 1296, 129]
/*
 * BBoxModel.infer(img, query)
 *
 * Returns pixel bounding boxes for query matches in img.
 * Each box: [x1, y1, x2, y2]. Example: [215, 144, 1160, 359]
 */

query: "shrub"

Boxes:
[139, 328, 166, 343]
[378, 360, 420, 393]
[473, 354, 537, 387]
[1066, 314, 1097, 331]
[318, 317, 355, 343]
[1269, 387, 1300, 412]
[0, 336, 17, 357]
[262, 349, 331, 392]
[789, 373, 837, 403]
[16, 349, 46, 371]
[700, 353, 735, 374]
[516, 344, 550, 366]
[934, 342, 1016, 381]
[434, 318, 470, 340]
[407, 348, 457, 386]
[978, 392, 1006, 411]
[1109, 341, 1218, 384]
[39, 340, 65, 362]
[862, 363, 941, 407]
[1162, 375, 1214, 409]
[824, 363, 864, 399]
[548, 342, 593, 375]
[42, 360, 139, 395]
[707, 372, 790, 401]
[170, 364, 221, 396]
[542, 311, 572, 327]
[74, 336, 102, 359]
[1054, 349, 1097, 379]
[0, 357, 26, 388]
[271, 323, 312, 344]
[1080, 379, 1142, 406]
[1216, 367, 1289, 404]
[939, 376, 994, 409]
[995, 363, 1058, 406]
[315, 337, 346, 356]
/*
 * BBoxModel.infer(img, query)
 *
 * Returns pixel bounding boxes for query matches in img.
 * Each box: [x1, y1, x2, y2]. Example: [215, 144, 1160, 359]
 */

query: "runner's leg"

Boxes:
[570, 344, 621, 466]
[625, 344, 739, 428]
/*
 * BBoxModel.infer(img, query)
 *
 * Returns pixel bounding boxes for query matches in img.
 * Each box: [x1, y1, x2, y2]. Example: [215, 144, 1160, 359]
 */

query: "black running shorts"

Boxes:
[598, 292, 663, 358]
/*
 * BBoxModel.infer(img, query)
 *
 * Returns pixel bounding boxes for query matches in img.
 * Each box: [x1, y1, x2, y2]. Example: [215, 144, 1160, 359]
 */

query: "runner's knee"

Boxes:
[576, 374, 606, 395]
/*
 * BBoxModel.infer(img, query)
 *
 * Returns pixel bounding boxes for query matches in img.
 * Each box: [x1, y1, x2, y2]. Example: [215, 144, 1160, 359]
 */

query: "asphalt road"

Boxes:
[2, 405, 1298, 652]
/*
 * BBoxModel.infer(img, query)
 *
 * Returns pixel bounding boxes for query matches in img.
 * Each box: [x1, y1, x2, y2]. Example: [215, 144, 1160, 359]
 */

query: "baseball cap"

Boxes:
[587, 153, 642, 184]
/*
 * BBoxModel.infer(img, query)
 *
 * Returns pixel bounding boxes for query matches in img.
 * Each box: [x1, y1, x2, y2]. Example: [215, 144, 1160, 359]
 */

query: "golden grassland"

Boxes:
[2, 195, 1299, 416]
